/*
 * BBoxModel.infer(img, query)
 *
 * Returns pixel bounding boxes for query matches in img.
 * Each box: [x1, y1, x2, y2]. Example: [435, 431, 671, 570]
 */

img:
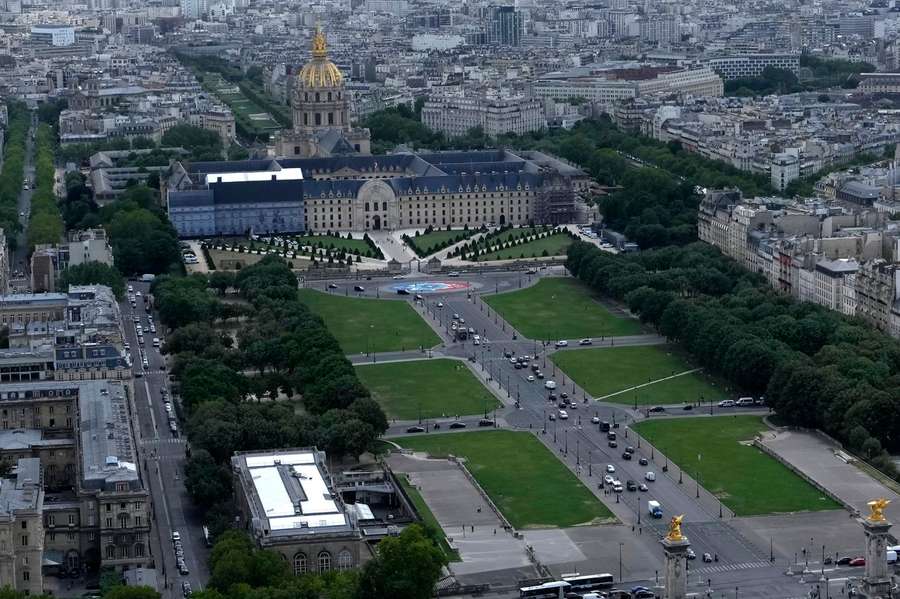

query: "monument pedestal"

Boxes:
[860, 517, 893, 599]
[661, 536, 691, 599]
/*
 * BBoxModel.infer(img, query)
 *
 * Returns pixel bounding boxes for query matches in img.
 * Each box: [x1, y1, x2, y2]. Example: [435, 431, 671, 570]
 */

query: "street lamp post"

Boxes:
[576, 438, 580, 466]
[588, 450, 592, 476]
[619, 542, 624, 582]
[564, 429, 568, 455]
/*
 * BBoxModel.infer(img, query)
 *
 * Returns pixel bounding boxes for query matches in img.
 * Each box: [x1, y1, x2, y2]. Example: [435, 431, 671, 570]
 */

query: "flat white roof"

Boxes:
[212, 168, 303, 183]
[243, 450, 348, 532]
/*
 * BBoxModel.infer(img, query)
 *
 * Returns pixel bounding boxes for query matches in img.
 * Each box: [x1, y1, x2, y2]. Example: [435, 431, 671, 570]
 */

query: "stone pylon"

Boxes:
[661, 535, 691, 599]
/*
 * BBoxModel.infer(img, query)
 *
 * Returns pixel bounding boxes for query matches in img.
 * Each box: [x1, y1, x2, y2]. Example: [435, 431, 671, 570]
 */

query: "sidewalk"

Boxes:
[758, 429, 900, 520]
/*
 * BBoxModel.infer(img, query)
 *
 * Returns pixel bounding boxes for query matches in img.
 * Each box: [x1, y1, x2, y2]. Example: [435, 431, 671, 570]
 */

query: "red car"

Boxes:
[849, 557, 866, 567]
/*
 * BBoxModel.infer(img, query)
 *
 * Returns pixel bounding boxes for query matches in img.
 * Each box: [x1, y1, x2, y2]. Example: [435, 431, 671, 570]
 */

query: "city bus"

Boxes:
[562, 573, 615, 593]
[519, 581, 570, 599]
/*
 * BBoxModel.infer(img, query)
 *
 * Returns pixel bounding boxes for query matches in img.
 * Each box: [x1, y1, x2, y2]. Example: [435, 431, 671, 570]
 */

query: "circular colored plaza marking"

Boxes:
[387, 281, 472, 294]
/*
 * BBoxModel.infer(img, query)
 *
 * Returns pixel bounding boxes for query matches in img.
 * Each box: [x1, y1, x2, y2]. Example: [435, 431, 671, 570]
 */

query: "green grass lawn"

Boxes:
[292, 234, 371, 254]
[551, 345, 724, 405]
[476, 233, 573, 261]
[484, 278, 641, 339]
[298, 289, 439, 353]
[356, 359, 500, 419]
[634, 416, 841, 515]
[398, 430, 613, 528]
[397, 475, 461, 561]
[408, 229, 473, 254]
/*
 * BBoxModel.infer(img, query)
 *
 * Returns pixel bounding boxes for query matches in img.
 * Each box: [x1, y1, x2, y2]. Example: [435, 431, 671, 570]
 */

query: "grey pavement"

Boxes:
[758, 429, 900, 520]
[387, 453, 537, 582]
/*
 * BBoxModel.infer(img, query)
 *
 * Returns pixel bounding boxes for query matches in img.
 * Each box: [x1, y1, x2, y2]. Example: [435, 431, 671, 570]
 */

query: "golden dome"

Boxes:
[298, 26, 344, 88]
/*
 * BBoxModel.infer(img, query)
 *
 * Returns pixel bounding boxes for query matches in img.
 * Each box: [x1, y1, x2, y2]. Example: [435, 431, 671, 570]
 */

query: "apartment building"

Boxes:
[0, 458, 44, 595]
[704, 53, 801, 80]
[421, 96, 546, 138]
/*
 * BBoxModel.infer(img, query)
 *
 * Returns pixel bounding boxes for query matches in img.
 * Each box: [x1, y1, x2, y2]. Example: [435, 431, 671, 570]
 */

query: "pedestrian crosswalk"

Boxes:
[141, 437, 185, 446]
[691, 560, 772, 575]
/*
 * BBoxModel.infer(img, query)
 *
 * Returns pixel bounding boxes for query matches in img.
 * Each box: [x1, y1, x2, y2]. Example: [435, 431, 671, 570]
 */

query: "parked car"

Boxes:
[718, 399, 736, 408]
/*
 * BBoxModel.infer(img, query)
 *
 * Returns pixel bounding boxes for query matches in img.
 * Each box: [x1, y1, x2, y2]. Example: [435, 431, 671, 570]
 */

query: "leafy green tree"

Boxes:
[357, 525, 447, 599]
[59, 262, 125, 299]
[104, 586, 161, 599]
[161, 124, 223, 160]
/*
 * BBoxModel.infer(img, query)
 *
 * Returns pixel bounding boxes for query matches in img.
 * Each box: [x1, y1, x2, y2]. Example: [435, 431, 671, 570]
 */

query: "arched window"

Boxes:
[318, 551, 332, 572]
[293, 552, 307, 575]
[337, 549, 353, 571]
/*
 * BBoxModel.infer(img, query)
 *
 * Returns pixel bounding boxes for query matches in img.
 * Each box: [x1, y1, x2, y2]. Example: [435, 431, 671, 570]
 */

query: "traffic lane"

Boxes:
[385, 416, 498, 437]
[494, 353, 716, 526]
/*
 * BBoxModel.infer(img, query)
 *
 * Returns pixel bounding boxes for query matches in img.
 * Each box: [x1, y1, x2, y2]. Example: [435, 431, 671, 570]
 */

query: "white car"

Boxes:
[437, 302, 443, 308]
[544, 380, 557, 390]
[558, 410, 569, 420]
[579, 338, 592, 345]
[527, 375, 535, 382]
[645, 471, 656, 482]
[606, 464, 616, 473]
[555, 340, 568, 347]
[604, 474, 615, 485]
[591, 416, 600, 424]
[718, 399, 736, 408]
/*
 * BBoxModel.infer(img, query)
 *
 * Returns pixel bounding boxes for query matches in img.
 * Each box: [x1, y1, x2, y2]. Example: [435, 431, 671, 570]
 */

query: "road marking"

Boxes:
[596, 368, 703, 400]
[692, 560, 771, 575]
[143, 379, 158, 439]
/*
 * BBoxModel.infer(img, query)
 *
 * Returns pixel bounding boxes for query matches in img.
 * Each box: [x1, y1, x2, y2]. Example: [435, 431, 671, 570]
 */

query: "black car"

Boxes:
[353, 285, 365, 292]
[504, 351, 514, 358]
[449, 422, 467, 429]
[607, 432, 617, 441]
[327, 283, 338, 289]
[639, 457, 649, 466]
[608, 440, 618, 448]
[396, 288, 410, 295]
[478, 419, 494, 427]
[622, 451, 632, 460]
[406, 426, 425, 433]
[560, 392, 569, 400]
[683, 404, 694, 411]
[414, 294, 424, 301]
[649, 406, 666, 413]
[536, 372, 545, 379]
[626, 480, 637, 491]
[837, 556, 853, 566]
[625, 446, 635, 454]
[548, 393, 557, 401]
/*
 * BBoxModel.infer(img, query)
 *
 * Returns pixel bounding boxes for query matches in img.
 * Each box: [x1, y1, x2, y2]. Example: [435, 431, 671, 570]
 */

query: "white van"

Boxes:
[736, 397, 754, 406]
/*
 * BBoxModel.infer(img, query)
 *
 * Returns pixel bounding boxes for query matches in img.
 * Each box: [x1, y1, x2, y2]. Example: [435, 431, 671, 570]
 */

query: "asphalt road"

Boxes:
[11, 112, 36, 287]
[120, 282, 209, 598]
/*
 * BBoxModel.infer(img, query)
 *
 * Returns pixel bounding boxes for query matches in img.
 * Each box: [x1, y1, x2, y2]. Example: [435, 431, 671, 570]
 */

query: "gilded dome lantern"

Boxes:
[298, 26, 344, 88]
